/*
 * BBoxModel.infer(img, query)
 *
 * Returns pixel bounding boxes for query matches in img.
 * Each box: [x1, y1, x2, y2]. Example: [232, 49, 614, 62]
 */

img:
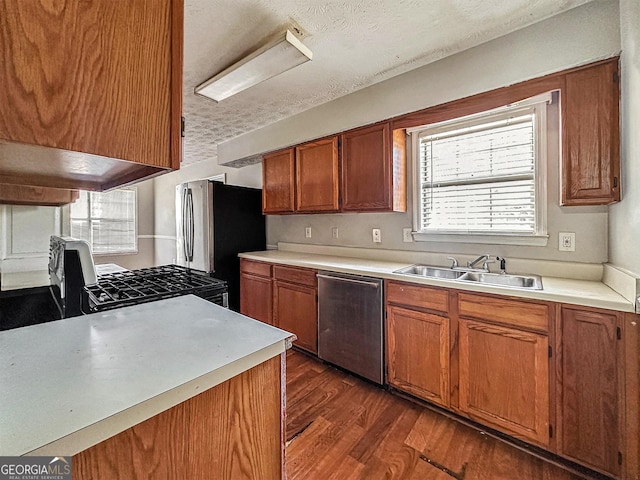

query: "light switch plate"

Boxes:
[372, 228, 382, 243]
[403, 228, 413, 243]
[305, 227, 312, 238]
[332, 227, 339, 239]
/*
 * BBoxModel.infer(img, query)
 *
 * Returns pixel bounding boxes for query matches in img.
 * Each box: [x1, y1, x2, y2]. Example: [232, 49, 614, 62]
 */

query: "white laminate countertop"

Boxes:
[0, 295, 294, 457]
[239, 250, 635, 313]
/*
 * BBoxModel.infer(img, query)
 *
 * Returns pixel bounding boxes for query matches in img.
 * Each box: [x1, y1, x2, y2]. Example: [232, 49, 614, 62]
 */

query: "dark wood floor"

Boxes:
[285, 350, 581, 480]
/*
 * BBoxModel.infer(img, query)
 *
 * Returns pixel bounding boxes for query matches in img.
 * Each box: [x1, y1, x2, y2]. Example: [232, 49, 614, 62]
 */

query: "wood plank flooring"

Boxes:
[285, 350, 582, 480]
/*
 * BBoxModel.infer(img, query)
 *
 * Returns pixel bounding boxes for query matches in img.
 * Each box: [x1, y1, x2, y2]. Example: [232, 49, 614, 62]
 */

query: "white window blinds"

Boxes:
[70, 189, 137, 254]
[415, 99, 548, 236]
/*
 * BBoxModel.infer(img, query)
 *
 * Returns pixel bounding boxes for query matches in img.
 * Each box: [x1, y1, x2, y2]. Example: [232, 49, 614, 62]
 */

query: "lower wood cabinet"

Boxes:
[458, 318, 550, 446]
[387, 305, 449, 407]
[240, 259, 318, 354]
[273, 265, 318, 354]
[239, 259, 273, 325]
[557, 306, 622, 477]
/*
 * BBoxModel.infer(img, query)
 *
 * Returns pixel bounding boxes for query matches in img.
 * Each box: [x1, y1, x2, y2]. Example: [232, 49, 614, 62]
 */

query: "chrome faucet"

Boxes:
[467, 254, 494, 271]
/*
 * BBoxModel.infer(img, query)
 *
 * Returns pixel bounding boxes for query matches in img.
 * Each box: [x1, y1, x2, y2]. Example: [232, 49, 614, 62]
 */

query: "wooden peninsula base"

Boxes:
[73, 355, 284, 480]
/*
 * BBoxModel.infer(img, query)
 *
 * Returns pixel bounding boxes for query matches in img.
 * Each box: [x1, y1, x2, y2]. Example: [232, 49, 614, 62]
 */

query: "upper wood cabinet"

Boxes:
[262, 123, 408, 215]
[262, 149, 295, 214]
[341, 123, 406, 212]
[561, 59, 620, 205]
[557, 306, 622, 477]
[295, 137, 339, 213]
[0, 0, 183, 192]
[262, 137, 340, 214]
[0, 183, 79, 206]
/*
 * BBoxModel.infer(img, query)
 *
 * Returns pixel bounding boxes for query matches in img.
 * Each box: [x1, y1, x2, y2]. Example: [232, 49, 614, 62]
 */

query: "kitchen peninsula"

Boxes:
[0, 295, 294, 479]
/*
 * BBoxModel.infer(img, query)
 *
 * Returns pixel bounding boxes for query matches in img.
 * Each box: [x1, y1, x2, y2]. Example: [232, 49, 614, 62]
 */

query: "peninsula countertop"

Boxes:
[239, 249, 635, 313]
[0, 295, 294, 456]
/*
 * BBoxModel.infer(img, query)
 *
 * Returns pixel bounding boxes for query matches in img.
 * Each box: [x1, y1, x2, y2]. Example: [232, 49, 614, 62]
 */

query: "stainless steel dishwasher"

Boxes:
[317, 271, 384, 384]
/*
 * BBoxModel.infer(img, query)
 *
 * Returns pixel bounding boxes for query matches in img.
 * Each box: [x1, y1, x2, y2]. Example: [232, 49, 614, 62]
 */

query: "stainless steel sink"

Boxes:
[393, 265, 466, 280]
[393, 264, 543, 290]
[458, 272, 543, 290]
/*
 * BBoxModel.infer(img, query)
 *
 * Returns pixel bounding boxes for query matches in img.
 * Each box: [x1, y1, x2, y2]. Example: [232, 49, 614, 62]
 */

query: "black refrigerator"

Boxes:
[176, 180, 265, 311]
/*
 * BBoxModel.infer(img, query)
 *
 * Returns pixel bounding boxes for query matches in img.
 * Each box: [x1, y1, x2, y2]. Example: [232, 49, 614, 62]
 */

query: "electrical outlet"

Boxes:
[403, 228, 413, 243]
[372, 228, 382, 243]
[305, 227, 312, 238]
[559, 232, 575, 252]
[332, 227, 339, 239]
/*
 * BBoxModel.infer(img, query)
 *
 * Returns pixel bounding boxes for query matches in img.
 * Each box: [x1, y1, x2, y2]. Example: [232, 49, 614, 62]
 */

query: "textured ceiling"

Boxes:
[182, 0, 593, 165]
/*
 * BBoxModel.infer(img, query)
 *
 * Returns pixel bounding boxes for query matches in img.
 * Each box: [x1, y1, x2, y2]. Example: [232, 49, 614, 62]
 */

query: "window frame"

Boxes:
[69, 187, 139, 256]
[409, 93, 551, 246]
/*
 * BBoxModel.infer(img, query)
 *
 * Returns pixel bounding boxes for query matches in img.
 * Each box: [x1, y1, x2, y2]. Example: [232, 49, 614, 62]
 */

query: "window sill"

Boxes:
[412, 231, 549, 247]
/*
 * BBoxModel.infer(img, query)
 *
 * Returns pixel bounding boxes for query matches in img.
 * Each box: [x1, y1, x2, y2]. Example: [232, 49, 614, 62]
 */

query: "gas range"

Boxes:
[85, 265, 228, 312]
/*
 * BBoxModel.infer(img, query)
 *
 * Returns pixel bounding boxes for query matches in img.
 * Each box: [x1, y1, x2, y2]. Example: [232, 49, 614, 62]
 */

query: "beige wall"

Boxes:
[609, 0, 640, 276]
[153, 160, 262, 266]
[236, 0, 619, 264]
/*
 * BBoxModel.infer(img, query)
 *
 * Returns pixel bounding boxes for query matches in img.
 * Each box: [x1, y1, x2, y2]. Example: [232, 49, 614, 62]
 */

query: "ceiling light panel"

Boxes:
[195, 30, 312, 102]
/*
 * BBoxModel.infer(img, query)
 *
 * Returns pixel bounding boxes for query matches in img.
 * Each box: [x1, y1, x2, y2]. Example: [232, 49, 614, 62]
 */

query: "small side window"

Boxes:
[70, 188, 137, 254]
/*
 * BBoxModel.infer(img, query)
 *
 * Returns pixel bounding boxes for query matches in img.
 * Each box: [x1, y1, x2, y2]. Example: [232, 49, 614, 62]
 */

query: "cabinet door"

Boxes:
[295, 137, 339, 212]
[262, 149, 295, 214]
[0, 0, 181, 169]
[273, 281, 317, 354]
[341, 123, 391, 212]
[562, 60, 620, 205]
[239, 273, 273, 325]
[459, 319, 549, 446]
[387, 306, 449, 407]
[558, 307, 620, 477]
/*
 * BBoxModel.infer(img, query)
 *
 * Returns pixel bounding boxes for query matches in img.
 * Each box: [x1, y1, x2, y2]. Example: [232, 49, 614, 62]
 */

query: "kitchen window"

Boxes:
[410, 93, 551, 245]
[70, 188, 137, 254]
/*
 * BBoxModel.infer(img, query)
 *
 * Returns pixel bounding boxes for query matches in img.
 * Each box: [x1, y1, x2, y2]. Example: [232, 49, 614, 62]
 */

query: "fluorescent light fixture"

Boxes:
[195, 30, 313, 102]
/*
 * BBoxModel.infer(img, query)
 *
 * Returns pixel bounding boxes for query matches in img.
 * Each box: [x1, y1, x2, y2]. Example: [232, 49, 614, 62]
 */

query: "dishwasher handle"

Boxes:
[317, 273, 381, 288]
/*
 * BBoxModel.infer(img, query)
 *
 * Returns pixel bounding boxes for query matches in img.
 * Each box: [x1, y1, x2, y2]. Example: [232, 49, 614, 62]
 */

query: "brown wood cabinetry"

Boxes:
[262, 124, 407, 215]
[73, 355, 283, 480]
[262, 149, 296, 214]
[239, 259, 273, 325]
[387, 305, 450, 407]
[341, 123, 406, 212]
[459, 318, 550, 446]
[457, 293, 551, 447]
[240, 259, 319, 354]
[0, 183, 79, 206]
[0, 0, 183, 192]
[273, 265, 318, 354]
[262, 137, 339, 214]
[557, 305, 622, 477]
[562, 59, 620, 205]
[295, 137, 340, 213]
[386, 281, 450, 407]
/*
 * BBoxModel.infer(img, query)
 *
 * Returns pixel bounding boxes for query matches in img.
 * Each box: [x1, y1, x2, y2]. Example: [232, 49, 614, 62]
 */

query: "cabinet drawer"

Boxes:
[386, 281, 448, 314]
[458, 292, 548, 333]
[273, 265, 317, 287]
[240, 259, 272, 278]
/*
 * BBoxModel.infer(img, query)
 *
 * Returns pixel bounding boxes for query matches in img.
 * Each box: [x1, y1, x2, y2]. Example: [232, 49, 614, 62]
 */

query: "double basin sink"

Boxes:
[394, 265, 543, 290]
